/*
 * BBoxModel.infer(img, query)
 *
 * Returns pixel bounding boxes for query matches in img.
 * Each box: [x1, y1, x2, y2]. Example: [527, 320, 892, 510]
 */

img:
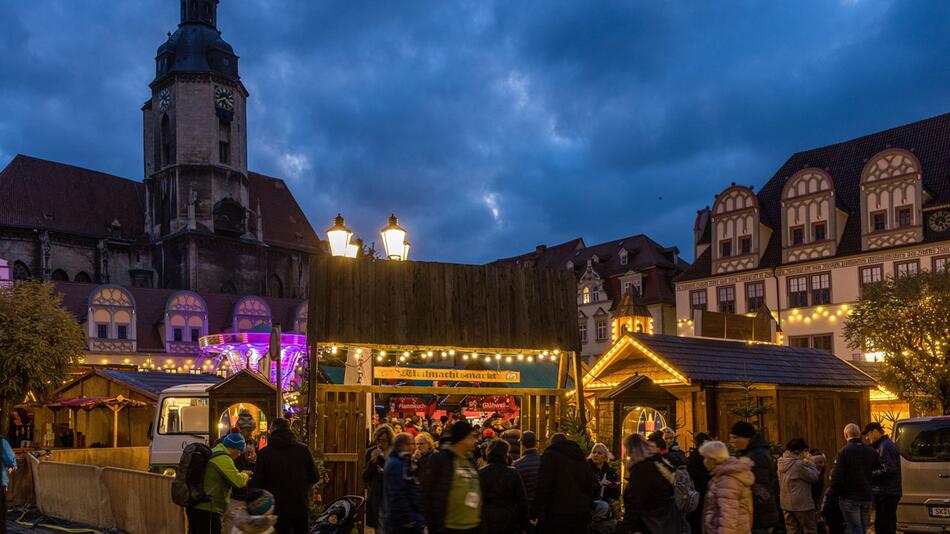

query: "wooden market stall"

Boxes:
[584, 333, 877, 458]
[307, 256, 581, 503]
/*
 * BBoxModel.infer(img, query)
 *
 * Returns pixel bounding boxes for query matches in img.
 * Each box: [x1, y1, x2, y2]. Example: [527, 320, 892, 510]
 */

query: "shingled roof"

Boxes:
[0, 155, 320, 251]
[612, 333, 876, 388]
[677, 112, 950, 282]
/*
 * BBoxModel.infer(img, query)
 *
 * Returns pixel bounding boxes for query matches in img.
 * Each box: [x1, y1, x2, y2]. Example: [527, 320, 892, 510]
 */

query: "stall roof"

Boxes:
[20, 395, 152, 410]
[98, 370, 223, 398]
[588, 333, 876, 389]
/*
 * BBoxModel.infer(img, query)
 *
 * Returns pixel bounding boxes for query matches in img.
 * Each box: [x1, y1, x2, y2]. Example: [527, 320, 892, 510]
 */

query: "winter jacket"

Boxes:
[829, 438, 879, 502]
[871, 435, 902, 497]
[620, 455, 675, 532]
[531, 438, 596, 522]
[479, 457, 529, 533]
[1, 437, 15, 487]
[737, 433, 780, 529]
[778, 452, 819, 511]
[702, 457, 755, 534]
[195, 443, 249, 514]
[588, 459, 621, 503]
[361, 445, 387, 528]
[413, 449, 434, 481]
[250, 429, 317, 521]
[665, 442, 687, 467]
[513, 447, 541, 505]
[384, 450, 426, 531]
[685, 448, 711, 533]
[421, 446, 480, 532]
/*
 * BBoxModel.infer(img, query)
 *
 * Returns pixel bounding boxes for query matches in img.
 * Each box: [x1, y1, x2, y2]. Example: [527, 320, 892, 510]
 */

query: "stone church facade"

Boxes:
[0, 1, 321, 370]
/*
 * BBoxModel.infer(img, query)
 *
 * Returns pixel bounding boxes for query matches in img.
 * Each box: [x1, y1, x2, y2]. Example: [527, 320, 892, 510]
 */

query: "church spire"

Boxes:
[181, 0, 218, 27]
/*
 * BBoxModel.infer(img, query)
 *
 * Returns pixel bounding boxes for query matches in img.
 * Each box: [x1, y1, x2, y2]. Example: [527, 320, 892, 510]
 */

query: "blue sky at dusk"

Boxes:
[2, 1, 950, 263]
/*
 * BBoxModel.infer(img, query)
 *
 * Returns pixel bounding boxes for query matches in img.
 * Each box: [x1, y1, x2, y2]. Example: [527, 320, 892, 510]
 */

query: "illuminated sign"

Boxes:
[373, 367, 520, 383]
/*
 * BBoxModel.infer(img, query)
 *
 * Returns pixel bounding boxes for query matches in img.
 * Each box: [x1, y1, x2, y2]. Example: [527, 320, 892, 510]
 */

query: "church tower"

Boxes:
[143, 0, 250, 240]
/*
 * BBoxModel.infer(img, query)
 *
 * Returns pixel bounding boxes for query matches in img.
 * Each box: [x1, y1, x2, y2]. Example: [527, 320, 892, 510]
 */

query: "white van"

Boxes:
[148, 382, 216, 474]
[894, 416, 950, 533]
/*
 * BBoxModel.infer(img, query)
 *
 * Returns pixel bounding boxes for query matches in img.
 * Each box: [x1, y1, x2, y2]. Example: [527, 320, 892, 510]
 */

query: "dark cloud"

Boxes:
[2, 0, 949, 264]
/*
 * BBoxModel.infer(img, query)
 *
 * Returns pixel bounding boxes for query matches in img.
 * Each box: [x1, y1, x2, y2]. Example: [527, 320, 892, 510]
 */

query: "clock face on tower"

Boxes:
[929, 210, 950, 232]
[214, 86, 234, 111]
[158, 88, 171, 112]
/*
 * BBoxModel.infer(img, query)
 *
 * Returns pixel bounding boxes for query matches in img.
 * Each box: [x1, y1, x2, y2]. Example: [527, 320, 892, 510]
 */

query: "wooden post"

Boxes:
[572, 350, 587, 429]
[111, 405, 121, 448]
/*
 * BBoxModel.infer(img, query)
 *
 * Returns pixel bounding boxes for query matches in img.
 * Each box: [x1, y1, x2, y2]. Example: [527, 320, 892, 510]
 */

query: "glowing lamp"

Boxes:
[380, 214, 409, 260]
[326, 214, 353, 257]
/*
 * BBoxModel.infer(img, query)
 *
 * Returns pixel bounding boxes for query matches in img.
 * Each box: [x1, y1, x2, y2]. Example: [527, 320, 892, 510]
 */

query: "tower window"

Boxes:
[160, 114, 172, 167]
[219, 120, 231, 165]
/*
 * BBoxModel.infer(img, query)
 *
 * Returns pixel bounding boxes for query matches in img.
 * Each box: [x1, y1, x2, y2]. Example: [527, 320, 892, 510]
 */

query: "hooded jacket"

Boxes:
[195, 443, 249, 514]
[778, 452, 820, 511]
[384, 450, 426, 531]
[250, 428, 318, 519]
[703, 457, 755, 534]
[531, 438, 596, 521]
[737, 433, 780, 529]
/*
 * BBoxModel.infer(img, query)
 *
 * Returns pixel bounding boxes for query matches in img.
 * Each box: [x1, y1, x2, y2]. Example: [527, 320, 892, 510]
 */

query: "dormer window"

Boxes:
[719, 240, 732, 258]
[872, 211, 886, 232]
[738, 236, 752, 255]
[813, 222, 827, 242]
[592, 288, 601, 302]
[860, 149, 923, 250]
[790, 226, 805, 246]
[896, 206, 912, 228]
[619, 249, 628, 266]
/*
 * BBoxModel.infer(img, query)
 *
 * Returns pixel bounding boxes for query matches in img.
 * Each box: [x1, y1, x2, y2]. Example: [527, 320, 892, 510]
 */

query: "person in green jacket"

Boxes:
[188, 433, 250, 534]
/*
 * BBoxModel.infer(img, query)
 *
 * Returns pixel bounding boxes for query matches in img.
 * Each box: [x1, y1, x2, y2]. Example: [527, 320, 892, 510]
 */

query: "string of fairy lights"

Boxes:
[320, 345, 565, 366]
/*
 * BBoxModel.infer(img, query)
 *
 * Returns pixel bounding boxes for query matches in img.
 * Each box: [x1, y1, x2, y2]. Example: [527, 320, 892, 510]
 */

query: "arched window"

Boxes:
[294, 301, 308, 334]
[51, 269, 69, 281]
[12, 261, 30, 281]
[267, 275, 283, 298]
[582, 286, 591, 304]
[88, 285, 136, 352]
[74, 271, 92, 283]
[232, 296, 271, 332]
[165, 291, 208, 352]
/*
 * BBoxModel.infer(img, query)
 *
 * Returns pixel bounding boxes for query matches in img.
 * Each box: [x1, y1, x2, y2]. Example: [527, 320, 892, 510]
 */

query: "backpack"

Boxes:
[673, 465, 700, 513]
[171, 443, 226, 507]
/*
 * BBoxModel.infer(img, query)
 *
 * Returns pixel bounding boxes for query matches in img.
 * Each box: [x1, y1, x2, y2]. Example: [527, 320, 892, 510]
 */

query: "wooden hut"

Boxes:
[584, 333, 876, 456]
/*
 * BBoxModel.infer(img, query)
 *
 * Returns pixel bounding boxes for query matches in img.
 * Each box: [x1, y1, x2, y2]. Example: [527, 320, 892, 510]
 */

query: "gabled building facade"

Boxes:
[494, 234, 688, 361]
[675, 113, 950, 361]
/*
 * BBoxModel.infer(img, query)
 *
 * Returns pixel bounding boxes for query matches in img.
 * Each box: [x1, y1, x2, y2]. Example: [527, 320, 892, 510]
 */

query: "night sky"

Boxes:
[2, 1, 949, 264]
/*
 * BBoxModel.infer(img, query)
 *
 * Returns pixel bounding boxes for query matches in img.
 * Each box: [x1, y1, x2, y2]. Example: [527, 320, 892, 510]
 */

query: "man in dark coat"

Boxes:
[864, 422, 901, 534]
[830, 424, 879, 534]
[685, 432, 712, 534]
[530, 433, 596, 533]
[514, 431, 541, 506]
[730, 421, 780, 534]
[421, 420, 481, 534]
[479, 439, 529, 534]
[250, 418, 318, 534]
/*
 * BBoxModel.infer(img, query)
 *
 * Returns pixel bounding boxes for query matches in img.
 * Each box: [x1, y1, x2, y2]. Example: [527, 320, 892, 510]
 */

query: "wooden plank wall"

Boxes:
[309, 257, 580, 352]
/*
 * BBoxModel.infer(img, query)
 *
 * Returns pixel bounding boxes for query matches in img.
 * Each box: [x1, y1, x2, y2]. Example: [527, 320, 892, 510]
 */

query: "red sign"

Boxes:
[389, 396, 428, 412]
[466, 395, 515, 412]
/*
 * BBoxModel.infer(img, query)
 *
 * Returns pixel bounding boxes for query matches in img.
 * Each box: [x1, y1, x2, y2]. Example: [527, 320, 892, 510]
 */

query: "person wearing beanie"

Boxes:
[699, 440, 754, 534]
[227, 488, 277, 534]
[729, 422, 780, 533]
[421, 420, 481, 533]
[778, 437, 820, 534]
[189, 433, 249, 534]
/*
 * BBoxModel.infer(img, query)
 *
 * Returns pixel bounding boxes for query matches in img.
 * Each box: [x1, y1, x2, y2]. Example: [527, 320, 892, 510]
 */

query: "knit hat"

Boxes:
[222, 432, 246, 451]
[244, 488, 275, 516]
[237, 410, 256, 430]
[699, 440, 730, 464]
[730, 421, 757, 439]
[785, 438, 808, 453]
[447, 420, 475, 444]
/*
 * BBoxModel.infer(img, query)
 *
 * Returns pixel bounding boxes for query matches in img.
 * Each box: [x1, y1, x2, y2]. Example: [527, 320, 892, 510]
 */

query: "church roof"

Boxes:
[677, 112, 950, 282]
[0, 155, 321, 251]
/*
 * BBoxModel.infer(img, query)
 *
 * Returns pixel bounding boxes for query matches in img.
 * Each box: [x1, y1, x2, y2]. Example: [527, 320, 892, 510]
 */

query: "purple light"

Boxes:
[198, 332, 308, 390]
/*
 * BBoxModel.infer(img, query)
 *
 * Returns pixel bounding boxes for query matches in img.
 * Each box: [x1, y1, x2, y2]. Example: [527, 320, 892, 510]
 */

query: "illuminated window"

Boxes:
[719, 240, 732, 258]
[790, 226, 805, 246]
[788, 276, 808, 308]
[738, 236, 752, 255]
[861, 265, 883, 286]
[896, 206, 913, 228]
[717, 286, 736, 314]
[810, 273, 831, 305]
[895, 260, 919, 278]
[813, 222, 827, 242]
[746, 281, 765, 313]
[595, 320, 608, 341]
[690, 290, 707, 312]
[582, 287, 591, 304]
[872, 211, 886, 232]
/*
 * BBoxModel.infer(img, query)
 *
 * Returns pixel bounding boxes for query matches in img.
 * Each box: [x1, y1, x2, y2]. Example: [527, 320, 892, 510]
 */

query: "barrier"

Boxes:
[27, 455, 186, 533]
[46, 446, 150, 471]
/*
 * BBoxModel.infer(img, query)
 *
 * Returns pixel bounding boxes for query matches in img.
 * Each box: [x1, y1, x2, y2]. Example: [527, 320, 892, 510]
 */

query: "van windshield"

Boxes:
[895, 419, 950, 462]
[159, 396, 209, 435]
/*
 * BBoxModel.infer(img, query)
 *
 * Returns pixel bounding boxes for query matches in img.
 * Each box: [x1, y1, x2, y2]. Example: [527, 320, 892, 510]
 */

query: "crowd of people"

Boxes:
[180, 409, 901, 534]
[365, 415, 901, 534]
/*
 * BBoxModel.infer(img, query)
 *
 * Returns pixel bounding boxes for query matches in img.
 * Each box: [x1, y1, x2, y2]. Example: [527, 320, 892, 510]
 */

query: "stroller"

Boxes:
[310, 495, 365, 534]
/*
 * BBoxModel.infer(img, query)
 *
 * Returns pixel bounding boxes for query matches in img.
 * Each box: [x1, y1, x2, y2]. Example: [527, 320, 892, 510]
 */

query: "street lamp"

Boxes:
[326, 214, 353, 257]
[380, 214, 410, 261]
